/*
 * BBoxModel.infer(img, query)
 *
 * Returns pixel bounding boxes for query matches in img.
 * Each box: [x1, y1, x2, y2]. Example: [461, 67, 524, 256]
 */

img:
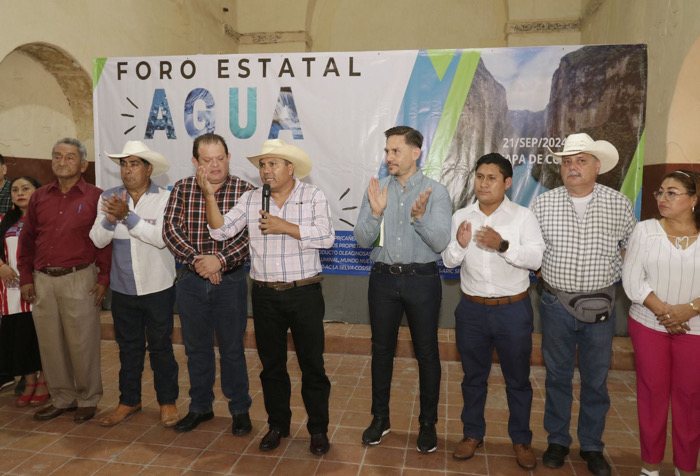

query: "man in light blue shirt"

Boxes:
[355, 126, 452, 453]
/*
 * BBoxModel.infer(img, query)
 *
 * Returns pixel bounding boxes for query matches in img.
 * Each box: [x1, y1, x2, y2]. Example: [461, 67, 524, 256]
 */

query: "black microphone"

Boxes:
[262, 184, 271, 213]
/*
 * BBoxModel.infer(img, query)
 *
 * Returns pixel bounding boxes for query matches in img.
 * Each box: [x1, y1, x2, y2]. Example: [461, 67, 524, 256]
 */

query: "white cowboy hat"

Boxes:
[247, 139, 312, 179]
[548, 133, 619, 174]
[106, 141, 170, 177]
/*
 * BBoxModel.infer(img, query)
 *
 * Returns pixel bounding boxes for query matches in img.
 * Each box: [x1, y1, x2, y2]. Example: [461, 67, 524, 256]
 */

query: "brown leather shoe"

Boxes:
[99, 404, 142, 427]
[74, 406, 97, 423]
[453, 436, 483, 460]
[514, 443, 537, 470]
[34, 404, 77, 421]
[160, 404, 179, 428]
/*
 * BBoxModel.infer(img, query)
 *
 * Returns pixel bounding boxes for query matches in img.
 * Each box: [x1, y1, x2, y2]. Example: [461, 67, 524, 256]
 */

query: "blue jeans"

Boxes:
[455, 296, 533, 444]
[176, 267, 251, 415]
[540, 289, 615, 451]
[252, 282, 330, 435]
[111, 287, 178, 406]
[368, 263, 442, 424]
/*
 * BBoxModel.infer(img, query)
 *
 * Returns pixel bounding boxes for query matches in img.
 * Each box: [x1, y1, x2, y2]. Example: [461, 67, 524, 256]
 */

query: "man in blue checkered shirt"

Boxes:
[531, 133, 636, 476]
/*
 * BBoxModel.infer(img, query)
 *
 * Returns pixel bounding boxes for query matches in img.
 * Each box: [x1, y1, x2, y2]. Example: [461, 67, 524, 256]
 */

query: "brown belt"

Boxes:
[38, 263, 91, 277]
[462, 290, 529, 306]
[253, 275, 323, 291]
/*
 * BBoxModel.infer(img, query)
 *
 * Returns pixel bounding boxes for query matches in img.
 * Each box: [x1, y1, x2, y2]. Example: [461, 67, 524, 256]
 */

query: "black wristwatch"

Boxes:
[498, 240, 509, 253]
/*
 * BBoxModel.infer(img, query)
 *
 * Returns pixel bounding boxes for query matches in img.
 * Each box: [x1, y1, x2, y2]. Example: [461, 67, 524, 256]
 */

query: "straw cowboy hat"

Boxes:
[548, 133, 619, 174]
[247, 139, 312, 179]
[106, 141, 170, 177]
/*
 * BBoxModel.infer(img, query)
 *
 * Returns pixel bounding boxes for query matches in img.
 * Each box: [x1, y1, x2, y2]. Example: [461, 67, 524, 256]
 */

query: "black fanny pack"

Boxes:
[542, 280, 615, 324]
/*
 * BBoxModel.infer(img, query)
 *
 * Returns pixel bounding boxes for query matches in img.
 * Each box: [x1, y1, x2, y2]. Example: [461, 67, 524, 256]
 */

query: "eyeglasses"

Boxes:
[652, 190, 694, 200]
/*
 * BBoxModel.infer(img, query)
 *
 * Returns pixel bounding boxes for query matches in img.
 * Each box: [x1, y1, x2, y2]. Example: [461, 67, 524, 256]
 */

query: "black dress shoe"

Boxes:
[173, 411, 214, 432]
[580, 450, 611, 476]
[310, 433, 330, 456]
[74, 406, 97, 423]
[34, 404, 78, 421]
[542, 443, 569, 468]
[259, 429, 289, 451]
[232, 412, 252, 436]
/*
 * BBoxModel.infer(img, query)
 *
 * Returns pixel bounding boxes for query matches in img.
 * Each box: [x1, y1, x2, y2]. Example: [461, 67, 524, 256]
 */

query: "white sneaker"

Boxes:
[640, 469, 659, 476]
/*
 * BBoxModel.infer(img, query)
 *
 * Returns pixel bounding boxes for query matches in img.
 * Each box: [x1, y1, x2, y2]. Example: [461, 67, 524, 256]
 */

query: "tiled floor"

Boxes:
[0, 320, 689, 475]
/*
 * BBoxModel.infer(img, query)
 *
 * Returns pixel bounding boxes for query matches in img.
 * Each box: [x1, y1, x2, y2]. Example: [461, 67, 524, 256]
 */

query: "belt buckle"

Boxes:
[389, 265, 403, 275]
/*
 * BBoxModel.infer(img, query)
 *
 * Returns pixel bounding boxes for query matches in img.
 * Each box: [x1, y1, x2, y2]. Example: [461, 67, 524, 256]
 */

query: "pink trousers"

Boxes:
[628, 316, 700, 472]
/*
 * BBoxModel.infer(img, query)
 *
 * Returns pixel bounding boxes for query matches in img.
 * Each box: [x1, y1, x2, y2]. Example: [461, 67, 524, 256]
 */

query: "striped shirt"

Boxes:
[531, 183, 636, 293]
[210, 179, 334, 282]
[0, 217, 31, 315]
[163, 175, 254, 271]
[622, 219, 700, 335]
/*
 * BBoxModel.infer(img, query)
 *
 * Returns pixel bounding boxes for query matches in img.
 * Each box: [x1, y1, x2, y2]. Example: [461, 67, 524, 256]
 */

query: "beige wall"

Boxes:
[1, 0, 699, 168]
[580, 0, 700, 166]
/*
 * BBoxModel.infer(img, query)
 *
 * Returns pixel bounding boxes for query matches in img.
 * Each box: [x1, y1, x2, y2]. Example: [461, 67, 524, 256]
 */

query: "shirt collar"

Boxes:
[469, 195, 516, 217]
[48, 176, 87, 194]
[391, 169, 424, 189]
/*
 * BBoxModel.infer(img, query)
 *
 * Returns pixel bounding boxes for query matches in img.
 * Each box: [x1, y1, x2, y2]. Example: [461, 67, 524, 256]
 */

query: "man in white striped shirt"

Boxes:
[199, 139, 334, 457]
[531, 133, 636, 476]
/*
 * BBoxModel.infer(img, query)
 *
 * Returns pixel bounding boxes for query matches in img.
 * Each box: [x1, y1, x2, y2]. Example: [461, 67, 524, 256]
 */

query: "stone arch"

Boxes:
[640, 34, 700, 219]
[666, 35, 700, 167]
[8, 42, 93, 149]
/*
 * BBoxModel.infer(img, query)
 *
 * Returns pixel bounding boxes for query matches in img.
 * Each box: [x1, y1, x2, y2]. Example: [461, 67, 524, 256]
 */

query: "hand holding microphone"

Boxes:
[262, 184, 271, 213]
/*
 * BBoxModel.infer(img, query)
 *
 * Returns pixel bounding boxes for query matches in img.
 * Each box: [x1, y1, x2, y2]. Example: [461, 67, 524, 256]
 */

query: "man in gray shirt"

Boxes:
[355, 126, 452, 454]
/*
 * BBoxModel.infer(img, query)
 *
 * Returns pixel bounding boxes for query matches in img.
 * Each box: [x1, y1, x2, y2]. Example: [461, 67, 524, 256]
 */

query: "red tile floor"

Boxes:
[0, 316, 692, 475]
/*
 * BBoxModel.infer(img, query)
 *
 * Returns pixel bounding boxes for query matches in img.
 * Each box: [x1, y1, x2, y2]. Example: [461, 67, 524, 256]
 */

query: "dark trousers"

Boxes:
[252, 282, 330, 435]
[368, 263, 442, 424]
[455, 296, 534, 444]
[176, 267, 251, 415]
[0, 311, 42, 376]
[111, 287, 179, 406]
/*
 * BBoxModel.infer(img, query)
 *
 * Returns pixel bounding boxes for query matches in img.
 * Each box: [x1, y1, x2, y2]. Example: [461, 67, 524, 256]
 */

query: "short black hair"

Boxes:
[475, 153, 513, 180]
[0, 153, 4, 166]
[384, 126, 423, 149]
[193, 133, 229, 159]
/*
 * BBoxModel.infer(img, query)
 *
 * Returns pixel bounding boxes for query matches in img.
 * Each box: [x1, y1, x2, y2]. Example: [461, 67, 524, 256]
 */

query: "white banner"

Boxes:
[93, 46, 647, 275]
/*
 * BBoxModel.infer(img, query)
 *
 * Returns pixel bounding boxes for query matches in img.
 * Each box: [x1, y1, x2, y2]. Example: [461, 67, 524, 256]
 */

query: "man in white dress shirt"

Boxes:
[442, 153, 544, 470]
[90, 141, 180, 428]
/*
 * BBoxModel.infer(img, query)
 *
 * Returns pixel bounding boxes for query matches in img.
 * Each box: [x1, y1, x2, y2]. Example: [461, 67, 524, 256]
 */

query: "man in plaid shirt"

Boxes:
[163, 133, 255, 435]
[531, 133, 636, 476]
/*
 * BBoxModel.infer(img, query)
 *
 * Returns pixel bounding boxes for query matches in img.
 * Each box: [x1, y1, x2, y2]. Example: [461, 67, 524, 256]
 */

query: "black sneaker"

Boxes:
[580, 450, 611, 476]
[542, 443, 569, 468]
[416, 422, 437, 453]
[362, 416, 390, 445]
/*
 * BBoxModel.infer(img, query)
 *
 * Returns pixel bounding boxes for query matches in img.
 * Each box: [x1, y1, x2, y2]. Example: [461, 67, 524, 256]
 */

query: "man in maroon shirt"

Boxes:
[18, 138, 111, 423]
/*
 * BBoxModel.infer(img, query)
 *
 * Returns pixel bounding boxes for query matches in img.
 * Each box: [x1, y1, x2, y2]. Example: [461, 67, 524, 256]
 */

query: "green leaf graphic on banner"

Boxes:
[427, 49, 456, 81]
[620, 128, 645, 207]
[422, 50, 481, 180]
[93, 58, 107, 90]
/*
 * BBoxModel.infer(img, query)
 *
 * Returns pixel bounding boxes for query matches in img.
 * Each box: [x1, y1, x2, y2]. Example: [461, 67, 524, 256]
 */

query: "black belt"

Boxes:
[38, 263, 90, 277]
[373, 262, 438, 275]
[253, 275, 323, 291]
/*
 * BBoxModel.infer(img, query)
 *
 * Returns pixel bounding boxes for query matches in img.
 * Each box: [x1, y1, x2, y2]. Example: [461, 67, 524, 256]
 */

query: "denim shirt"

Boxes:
[354, 170, 452, 264]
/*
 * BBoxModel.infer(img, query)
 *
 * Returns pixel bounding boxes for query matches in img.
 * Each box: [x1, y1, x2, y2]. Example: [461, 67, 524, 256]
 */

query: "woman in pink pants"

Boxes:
[623, 170, 700, 476]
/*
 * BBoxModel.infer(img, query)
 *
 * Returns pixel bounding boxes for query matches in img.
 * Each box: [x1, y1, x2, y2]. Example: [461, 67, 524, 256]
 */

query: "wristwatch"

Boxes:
[498, 240, 509, 253]
[690, 301, 699, 313]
